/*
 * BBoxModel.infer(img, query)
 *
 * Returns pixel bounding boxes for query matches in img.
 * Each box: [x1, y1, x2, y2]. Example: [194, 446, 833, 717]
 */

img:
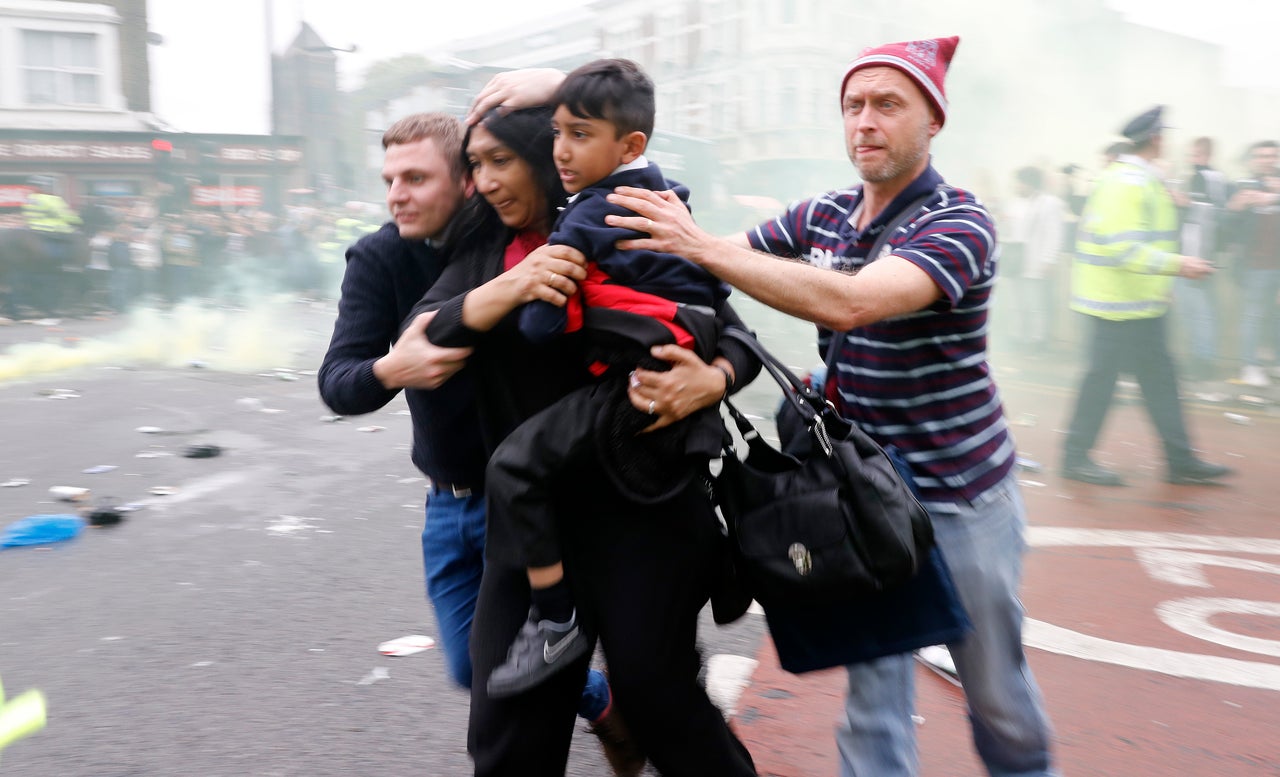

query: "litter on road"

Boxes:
[1, 514, 84, 548]
[356, 667, 391, 686]
[377, 635, 436, 657]
[82, 465, 118, 474]
[182, 444, 222, 459]
[48, 485, 90, 501]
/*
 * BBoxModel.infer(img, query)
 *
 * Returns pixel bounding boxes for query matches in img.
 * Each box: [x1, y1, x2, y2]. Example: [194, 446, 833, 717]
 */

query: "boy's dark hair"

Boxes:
[1249, 139, 1279, 154]
[553, 58, 655, 140]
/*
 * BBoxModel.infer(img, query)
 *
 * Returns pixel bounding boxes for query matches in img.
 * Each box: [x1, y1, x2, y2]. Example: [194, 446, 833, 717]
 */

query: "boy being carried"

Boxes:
[485, 58, 731, 698]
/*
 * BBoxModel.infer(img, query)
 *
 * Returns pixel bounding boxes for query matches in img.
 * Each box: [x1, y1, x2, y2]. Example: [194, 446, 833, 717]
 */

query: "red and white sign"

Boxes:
[0, 185, 34, 208]
[190, 185, 263, 207]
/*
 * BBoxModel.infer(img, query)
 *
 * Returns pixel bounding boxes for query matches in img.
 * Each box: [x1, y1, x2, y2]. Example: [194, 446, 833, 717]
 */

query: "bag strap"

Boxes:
[820, 185, 945, 376]
[721, 327, 837, 456]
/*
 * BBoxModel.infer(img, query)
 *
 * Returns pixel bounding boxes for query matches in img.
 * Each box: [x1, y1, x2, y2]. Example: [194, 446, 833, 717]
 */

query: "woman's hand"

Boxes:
[628, 345, 732, 431]
[460, 244, 588, 332]
[501, 243, 589, 306]
[466, 68, 566, 125]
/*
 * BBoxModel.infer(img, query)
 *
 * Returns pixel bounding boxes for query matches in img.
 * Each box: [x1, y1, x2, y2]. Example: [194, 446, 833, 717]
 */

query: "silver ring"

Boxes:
[643, 218, 653, 231]
[547, 271, 557, 285]
[647, 399, 656, 415]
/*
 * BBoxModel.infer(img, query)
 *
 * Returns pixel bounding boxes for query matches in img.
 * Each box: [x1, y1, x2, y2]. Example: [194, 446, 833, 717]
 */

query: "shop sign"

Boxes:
[191, 185, 263, 207]
[216, 146, 303, 164]
[0, 142, 154, 162]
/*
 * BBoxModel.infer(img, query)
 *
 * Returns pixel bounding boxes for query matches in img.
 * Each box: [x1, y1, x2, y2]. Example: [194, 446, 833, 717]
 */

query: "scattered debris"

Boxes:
[135, 426, 164, 434]
[1224, 412, 1252, 426]
[356, 667, 391, 686]
[1, 479, 30, 488]
[1, 514, 84, 548]
[1015, 456, 1043, 473]
[182, 444, 222, 459]
[319, 415, 344, 423]
[135, 451, 172, 459]
[357, 426, 385, 433]
[87, 505, 125, 527]
[188, 359, 208, 369]
[148, 486, 177, 496]
[39, 388, 80, 400]
[377, 635, 436, 657]
[48, 486, 90, 502]
[82, 465, 118, 475]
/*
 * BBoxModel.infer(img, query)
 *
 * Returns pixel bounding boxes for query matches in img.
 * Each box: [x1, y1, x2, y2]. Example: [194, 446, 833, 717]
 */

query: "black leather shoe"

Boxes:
[1061, 461, 1126, 486]
[1167, 459, 1235, 485]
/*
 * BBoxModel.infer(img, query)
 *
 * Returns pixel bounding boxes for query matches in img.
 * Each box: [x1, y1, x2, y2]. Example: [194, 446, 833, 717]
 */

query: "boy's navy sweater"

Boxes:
[519, 162, 729, 343]
[317, 222, 487, 489]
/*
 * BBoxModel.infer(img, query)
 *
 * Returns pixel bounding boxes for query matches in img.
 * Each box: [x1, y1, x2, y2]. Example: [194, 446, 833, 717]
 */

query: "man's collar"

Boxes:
[849, 161, 943, 232]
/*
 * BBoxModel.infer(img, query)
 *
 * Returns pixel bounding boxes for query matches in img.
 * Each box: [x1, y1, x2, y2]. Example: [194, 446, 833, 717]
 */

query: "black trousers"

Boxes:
[486, 378, 708, 570]
[468, 460, 756, 776]
[1063, 314, 1195, 468]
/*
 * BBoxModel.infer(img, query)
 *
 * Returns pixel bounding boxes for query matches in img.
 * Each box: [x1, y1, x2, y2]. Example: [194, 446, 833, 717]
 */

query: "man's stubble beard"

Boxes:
[851, 120, 932, 184]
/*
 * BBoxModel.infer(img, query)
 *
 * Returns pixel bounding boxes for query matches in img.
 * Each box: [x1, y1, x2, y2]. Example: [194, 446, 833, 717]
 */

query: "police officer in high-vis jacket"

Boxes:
[22, 175, 81, 261]
[1061, 106, 1233, 487]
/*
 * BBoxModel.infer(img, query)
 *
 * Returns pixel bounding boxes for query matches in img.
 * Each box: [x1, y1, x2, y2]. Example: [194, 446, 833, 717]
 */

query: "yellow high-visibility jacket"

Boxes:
[1072, 156, 1182, 321]
[22, 193, 82, 235]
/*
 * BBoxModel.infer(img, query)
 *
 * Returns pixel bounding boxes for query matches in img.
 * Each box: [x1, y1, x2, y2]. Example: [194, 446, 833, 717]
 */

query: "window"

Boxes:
[22, 30, 102, 106]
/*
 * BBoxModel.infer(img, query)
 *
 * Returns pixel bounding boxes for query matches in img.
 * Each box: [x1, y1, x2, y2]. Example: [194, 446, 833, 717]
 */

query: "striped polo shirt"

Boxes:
[746, 164, 1013, 511]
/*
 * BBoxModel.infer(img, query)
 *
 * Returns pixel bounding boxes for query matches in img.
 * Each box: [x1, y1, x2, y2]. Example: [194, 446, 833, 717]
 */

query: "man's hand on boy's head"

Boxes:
[467, 68, 566, 125]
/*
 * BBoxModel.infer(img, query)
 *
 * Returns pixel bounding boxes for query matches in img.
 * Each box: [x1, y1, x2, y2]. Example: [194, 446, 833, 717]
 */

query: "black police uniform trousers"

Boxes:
[1063, 314, 1195, 468]
[466, 450, 756, 776]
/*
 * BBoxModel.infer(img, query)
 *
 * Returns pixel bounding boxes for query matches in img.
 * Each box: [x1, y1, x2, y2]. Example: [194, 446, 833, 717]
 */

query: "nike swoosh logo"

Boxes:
[542, 626, 580, 664]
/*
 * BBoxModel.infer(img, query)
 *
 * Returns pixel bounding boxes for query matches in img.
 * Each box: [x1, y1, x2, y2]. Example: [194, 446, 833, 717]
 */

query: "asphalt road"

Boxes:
[0, 301, 767, 777]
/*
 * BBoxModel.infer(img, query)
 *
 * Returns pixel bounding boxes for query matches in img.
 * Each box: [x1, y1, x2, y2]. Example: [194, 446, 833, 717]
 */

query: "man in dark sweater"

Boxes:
[318, 112, 485, 688]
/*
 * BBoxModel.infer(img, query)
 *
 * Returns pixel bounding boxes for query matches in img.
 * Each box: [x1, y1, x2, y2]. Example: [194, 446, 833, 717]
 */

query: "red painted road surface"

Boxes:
[733, 372, 1280, 776]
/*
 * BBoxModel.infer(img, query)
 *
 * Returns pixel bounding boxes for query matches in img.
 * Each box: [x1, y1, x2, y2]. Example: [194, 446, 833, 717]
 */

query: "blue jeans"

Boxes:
[838, 474, 1056, 777]
[422, 489, 487, 688]
[421, 489, 611, 720]
[1239, 268, 1280, 367]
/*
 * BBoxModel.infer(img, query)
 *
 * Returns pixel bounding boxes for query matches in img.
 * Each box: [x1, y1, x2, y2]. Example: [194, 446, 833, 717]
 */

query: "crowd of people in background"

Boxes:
[3, 127, 1277, 392]
[0, 193, 383, 318]
[985, 133, 1280, 390]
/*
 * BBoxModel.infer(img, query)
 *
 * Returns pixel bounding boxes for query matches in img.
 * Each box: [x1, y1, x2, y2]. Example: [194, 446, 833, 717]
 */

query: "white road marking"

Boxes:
[1023, 528, 1280, 691]
[1135, 548, 1280, 588]
[1156, 598, 1280, 658]
[1024, 618, 1280, 691]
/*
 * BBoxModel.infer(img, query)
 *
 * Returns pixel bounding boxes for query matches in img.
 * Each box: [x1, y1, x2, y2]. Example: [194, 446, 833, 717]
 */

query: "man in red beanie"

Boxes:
[606, 36, 1060, 777]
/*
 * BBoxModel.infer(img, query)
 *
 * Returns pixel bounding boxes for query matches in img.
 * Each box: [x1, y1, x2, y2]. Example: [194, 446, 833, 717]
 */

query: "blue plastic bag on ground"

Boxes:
[0, 514, 85, 548]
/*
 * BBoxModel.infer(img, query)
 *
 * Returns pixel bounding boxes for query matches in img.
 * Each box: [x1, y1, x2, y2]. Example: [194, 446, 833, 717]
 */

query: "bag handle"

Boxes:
[720, 327, 838, 456]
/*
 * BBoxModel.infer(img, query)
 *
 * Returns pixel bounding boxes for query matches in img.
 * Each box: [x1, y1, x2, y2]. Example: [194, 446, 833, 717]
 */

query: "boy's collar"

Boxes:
[612, 154, 648, 175]
[567, 155, 650, 205]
